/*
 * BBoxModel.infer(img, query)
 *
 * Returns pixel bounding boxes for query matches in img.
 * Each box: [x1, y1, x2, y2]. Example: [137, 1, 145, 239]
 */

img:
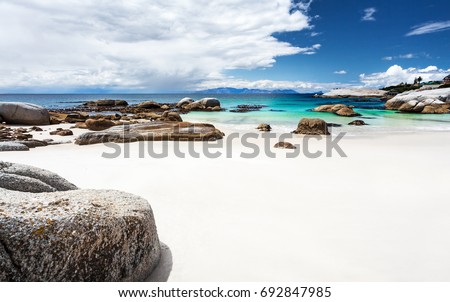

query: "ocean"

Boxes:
[1, 93, 450, 134]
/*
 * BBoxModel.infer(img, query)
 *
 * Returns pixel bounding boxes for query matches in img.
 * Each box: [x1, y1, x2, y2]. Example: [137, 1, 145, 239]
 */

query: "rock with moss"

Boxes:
[0, 162, 161, 281]
[0, 189, 160, 281]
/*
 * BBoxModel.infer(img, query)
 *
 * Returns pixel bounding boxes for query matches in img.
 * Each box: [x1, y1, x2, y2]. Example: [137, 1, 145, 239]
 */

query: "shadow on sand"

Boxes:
[145, 242, 173, 282]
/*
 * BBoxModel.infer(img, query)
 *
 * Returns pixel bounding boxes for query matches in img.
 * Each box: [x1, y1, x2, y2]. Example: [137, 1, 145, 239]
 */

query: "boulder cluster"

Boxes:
[0, 125, 54, 152]
[312, 104, 361, 117]
[385, 88, 450, 114]
[176, 98, 222, 112]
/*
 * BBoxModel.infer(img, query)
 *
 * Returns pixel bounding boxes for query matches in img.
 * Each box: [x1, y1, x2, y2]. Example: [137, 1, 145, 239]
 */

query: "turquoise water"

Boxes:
[1, 94, 450, 134]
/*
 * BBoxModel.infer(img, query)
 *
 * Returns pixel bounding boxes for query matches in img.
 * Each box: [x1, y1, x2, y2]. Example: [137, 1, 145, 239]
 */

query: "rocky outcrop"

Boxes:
[0, 103, 50, 125]
[0, 162, 77, 193]
[385, 88, 450, 114]
[318, 88, 387, 98]
[313, 104, 361, 117]
[85, 119, 116, 131]
[293, 118, 330, 135]
[75, 121, 225, 145]
[176, 98, 194, 108]
[180, 98, 222, 112]
[274, 142, 296, 149]
[256, 124, 272, 132]
[0, 162, 161, 281]
[348, 120, 368, 126]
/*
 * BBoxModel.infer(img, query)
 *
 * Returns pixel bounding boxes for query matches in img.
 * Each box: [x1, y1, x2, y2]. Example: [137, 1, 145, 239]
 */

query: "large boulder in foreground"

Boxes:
[0, 161, 161, 281]
[0, 161, 77, 193]
[75, 121, 225, 145]
[293, 118, 330, 135]
[0, 188, 160, 281]
[0, 102, 50, 125]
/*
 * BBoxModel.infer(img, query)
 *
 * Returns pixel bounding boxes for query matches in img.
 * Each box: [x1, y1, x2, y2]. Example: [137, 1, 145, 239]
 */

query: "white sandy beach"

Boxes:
[2, 124, 450, 281]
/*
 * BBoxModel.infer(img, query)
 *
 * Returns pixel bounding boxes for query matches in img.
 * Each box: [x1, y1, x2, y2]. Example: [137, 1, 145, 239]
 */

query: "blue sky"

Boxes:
[227, 0, 450, 88]
[0, 0, 449, 93]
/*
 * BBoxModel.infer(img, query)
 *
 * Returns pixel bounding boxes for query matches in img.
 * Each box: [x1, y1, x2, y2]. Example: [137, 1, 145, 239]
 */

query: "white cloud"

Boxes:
[419, 66, 438, 72]
[299, 44, 321, 55]
[383, 53, 416, 60]
[362, 7, 376, 21]
[406, 21, 450, 36]
[310, 32, 321, 37]
[360, 65, 449, 87]
[334, 70, 347, 75]
[0, 0, 316, 92]
[399, 53, 415, 59]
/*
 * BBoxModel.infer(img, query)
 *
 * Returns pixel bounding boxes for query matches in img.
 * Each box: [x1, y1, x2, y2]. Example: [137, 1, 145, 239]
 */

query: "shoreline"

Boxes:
[2, 130, 450, 281]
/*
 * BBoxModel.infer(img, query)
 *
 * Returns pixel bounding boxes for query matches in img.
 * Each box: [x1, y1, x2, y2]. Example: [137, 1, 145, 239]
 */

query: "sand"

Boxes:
[1, 124, 450, 281]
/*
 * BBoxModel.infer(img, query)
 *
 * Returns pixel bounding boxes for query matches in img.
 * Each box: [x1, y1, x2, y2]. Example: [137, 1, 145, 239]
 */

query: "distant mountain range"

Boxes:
[194, 87, 302, 94]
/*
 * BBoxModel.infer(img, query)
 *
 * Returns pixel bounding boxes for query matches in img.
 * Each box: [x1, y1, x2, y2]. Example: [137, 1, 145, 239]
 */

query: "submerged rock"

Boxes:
[293, 118, 330, 135]
[348, 120, 368, 126]
[75, 121, 225, 145]
[0, 102, 50, 125]
[230, 104, 265, 113]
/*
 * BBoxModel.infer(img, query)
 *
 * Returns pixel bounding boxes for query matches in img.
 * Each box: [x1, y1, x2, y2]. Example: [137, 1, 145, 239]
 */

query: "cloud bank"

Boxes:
[0, 0, 315, 92]
[197, 78, 348, 93]
[360, 65, 450, 87]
